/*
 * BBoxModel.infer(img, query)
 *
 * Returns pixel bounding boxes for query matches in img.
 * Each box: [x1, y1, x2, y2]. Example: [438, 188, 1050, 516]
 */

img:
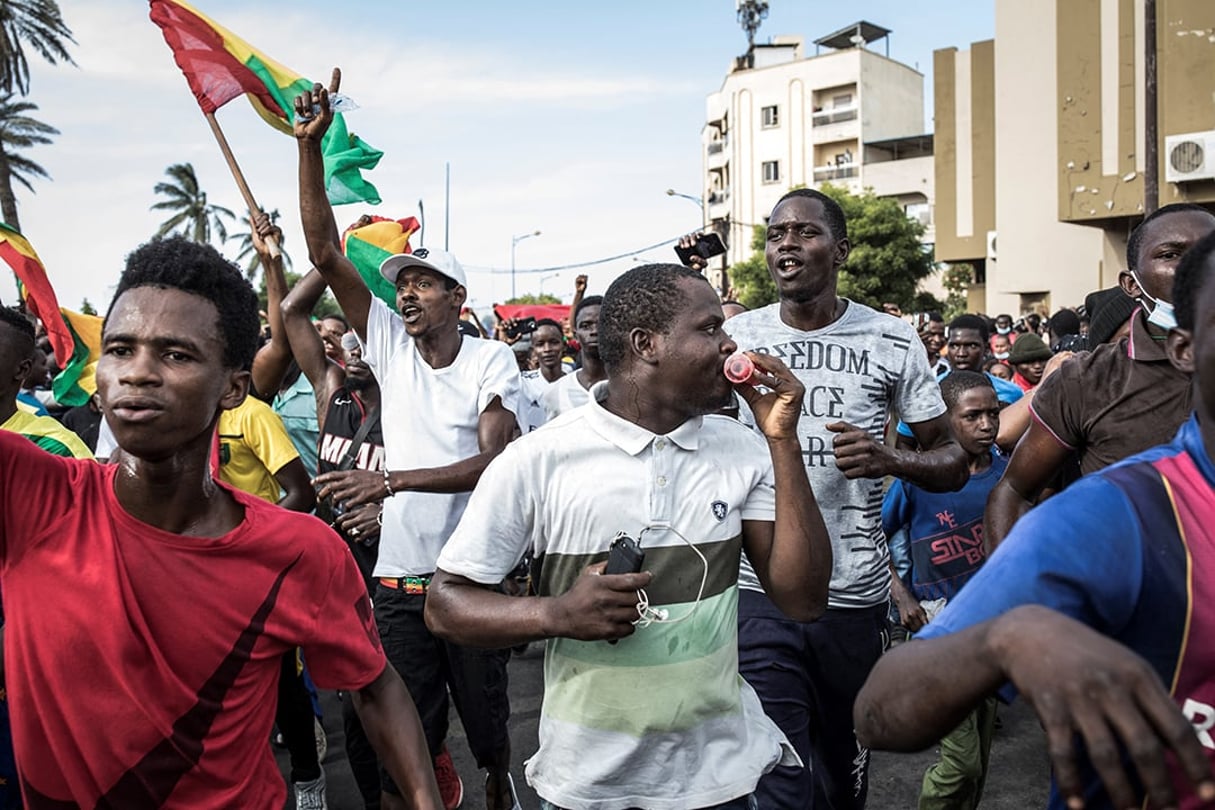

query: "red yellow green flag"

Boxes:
[1, 223, 102, 407]
[148, 0, 382, 206]
[342, 216, 423, 307]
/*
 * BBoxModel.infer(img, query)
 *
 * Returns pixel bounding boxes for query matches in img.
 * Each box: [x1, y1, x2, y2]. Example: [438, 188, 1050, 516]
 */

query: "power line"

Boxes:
[463, 235, 682, 275]
[462, 222, 768, 276]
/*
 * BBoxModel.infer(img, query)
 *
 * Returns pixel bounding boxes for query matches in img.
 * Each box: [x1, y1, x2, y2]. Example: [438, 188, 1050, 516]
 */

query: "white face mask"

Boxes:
[1130, 271, 1178, 330]
[996, 326, 1012, 335]
[994, 351, 1010, 360]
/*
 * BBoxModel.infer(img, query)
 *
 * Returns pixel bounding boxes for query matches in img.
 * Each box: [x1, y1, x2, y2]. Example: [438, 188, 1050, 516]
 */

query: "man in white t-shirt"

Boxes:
[426, 263, 834, 810]
[722, 188, 968, 810]
[543, 295, 604, 419]
[296, 76, 521, 810]
[514, 318, 566, 433]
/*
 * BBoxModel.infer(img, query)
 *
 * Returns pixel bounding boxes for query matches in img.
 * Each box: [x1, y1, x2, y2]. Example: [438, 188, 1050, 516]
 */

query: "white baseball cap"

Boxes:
[379, 247, 466, 289]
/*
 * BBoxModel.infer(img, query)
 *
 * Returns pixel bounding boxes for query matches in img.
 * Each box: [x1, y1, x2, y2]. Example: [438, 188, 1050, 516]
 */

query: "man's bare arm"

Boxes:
[294, 69, 373, 340]
[828, 414, 968, 493]
[275, 457, 317, 513]
[855, 605, 1215, 810]
[250, 214, 293, 399]
[280, 269, 346, 432]
[984, 421, 1072, 552]
[352, 665, 443, 810]
[313, 398, 517, 507]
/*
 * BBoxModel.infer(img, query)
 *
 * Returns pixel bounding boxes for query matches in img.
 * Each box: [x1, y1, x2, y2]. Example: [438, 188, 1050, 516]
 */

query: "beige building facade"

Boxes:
[936, 0, 1215, 316]
[701, 23, 935, 292]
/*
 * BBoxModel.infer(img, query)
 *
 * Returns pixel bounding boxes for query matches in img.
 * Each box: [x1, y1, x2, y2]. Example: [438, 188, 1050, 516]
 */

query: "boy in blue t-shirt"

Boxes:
[882, 370, 1006, 810]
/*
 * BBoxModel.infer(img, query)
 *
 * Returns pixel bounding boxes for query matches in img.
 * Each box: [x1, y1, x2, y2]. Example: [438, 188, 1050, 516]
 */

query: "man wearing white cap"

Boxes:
[297, 75, 522, 810]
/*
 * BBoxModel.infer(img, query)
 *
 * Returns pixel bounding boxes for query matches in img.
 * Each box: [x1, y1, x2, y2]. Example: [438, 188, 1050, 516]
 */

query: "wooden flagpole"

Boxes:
[204, 111, 281, 260]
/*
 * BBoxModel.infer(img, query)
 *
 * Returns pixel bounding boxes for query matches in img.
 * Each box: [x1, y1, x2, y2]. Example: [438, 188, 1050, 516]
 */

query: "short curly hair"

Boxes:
[600, 263, 707, 371]
[106, 236, 260, 371]
[775, 188, 848, 242]
[0, 305, 35, 346]
[1126, 203, 1213, 274]
[940, 370, 995, 411]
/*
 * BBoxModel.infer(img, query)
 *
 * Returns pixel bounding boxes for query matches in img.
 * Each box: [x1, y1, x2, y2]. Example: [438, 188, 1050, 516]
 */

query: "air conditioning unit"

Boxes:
[1165, 131, 1215, 184]
[986, 231, 997, 262]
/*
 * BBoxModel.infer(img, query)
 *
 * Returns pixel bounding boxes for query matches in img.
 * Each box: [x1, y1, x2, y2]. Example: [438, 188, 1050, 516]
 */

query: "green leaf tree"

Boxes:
[78, 297, 95, 315]
[941, 263, 974, 320]
[504, 293, 560, 305]
[256, 267, 341, 320]
[151, 162, 235, 245]
[728, 183, 936, 312]
[0, 94, 55, 230]
[0, 0, 75, 96]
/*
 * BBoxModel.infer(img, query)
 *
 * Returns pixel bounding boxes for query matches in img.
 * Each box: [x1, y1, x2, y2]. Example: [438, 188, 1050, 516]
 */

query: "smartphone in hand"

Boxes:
[675, 233, 728, 267]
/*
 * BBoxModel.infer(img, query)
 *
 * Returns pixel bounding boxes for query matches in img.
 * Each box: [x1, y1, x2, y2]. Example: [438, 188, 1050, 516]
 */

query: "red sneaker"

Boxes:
[433, 745, 464, 810]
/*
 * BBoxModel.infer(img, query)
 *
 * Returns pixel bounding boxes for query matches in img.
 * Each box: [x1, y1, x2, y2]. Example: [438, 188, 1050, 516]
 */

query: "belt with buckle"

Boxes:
[378, 575, 432, 594]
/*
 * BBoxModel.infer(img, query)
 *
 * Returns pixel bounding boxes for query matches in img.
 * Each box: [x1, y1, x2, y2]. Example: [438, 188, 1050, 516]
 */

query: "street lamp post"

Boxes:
[510, 230, 542, 299]
[539, 272, 560, 297]
[665, 188, 704, 207]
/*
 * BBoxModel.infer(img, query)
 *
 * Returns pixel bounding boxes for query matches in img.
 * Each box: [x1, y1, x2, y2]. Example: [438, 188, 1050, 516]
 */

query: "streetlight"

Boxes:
[665, 188, 704, 207]
[511, 230, 541, 299]
[539, 272, 560, 297]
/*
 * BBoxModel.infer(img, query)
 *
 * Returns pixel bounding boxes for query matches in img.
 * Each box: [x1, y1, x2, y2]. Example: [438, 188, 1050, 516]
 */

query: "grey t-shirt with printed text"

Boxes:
[726, 300, 946, 609]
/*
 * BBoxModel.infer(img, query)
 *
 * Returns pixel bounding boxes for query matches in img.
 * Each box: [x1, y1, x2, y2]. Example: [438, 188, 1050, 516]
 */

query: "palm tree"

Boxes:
[0, 0, 76, 96]
[151, 162, 235, 245]
[0, 94, 55, 230]
[232, 208, 292, 278]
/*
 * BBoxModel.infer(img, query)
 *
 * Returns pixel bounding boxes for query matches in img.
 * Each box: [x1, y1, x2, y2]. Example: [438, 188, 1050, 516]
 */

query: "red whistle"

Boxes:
[724, 352, 759, 385]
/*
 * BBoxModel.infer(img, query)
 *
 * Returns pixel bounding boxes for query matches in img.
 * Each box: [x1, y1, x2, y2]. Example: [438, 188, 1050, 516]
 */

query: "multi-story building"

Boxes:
[936, 0, 1215, 316]
[701, 22, 935, 293]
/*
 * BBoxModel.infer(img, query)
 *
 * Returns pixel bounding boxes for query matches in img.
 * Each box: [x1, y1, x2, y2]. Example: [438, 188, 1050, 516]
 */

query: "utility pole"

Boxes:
[1144, 0, 1158, 215]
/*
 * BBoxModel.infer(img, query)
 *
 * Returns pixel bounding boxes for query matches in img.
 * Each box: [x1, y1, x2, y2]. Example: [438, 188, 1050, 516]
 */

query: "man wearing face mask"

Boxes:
[984, 203, 1215, 550]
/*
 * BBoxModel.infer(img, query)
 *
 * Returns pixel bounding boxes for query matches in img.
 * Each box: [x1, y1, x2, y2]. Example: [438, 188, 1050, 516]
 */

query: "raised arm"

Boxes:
[280, 268, 345, 432]
[294, 68, 372, 340]
[737, 352, 832, 621]
[983, 422, 1070, 551]
[250, 212, 294, 399]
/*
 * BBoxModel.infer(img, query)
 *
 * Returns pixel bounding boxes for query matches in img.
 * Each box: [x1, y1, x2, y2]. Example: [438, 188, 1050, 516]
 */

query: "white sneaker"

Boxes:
[294, 770, 328, 810]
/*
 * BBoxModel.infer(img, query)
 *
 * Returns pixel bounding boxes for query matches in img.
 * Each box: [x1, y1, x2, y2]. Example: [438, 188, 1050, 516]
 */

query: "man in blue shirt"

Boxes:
[854, 229, 1215, 810]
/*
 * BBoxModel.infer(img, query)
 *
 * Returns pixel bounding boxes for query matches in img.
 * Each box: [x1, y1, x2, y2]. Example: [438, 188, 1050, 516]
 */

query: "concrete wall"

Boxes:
[989, 0, 1107, 314]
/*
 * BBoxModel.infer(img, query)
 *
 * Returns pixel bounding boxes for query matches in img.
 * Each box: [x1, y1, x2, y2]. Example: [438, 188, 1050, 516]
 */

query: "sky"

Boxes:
[15, 1, 993, 315]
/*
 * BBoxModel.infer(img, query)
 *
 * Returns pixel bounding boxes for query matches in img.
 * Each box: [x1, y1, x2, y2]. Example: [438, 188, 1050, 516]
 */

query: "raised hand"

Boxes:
[735, 352, 806, 442]
[294, 67, 341, 142]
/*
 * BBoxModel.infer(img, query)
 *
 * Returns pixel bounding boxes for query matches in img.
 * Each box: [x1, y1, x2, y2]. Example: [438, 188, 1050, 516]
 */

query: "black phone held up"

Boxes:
[604, 534, 645, 575]
[674, 232, 728, 267]
[504, 316, 537, 339]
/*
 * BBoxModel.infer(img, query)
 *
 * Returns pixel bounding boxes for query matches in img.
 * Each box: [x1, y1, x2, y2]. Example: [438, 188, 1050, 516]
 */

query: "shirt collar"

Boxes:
[1125, 307, 1169, 362]
[584, 381, 702, 456]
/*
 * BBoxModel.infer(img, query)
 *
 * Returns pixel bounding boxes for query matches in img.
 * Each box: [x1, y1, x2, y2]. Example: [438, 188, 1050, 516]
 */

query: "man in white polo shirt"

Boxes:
[426, 263, 834, 810]
[297, 76, 521, 810]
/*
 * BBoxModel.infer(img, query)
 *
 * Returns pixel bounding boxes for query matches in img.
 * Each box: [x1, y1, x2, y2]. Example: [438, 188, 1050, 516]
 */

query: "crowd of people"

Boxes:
[0, 73, 1214, 810]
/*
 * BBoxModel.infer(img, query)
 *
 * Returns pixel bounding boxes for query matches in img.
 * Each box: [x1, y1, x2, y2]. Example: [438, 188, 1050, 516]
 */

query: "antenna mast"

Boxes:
[736, 0, 769, 50]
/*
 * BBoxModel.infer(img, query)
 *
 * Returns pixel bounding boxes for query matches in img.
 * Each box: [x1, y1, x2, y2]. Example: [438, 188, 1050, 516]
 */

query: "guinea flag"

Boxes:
[0, 223, 102, 407]
[148, 0, 383, 206]
[341, 215, 423, 307]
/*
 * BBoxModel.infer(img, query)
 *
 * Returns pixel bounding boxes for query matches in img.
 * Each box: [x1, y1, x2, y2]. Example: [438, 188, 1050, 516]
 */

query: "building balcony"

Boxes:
[812, 164, 858, 182]
[812, 105, 858, 126]
[706, 137, 729, 168]
[707, 187, 730, 215]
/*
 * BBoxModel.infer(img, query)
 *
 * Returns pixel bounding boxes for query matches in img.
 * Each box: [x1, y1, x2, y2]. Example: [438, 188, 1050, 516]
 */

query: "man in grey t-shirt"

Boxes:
[723, 188, 968, 810]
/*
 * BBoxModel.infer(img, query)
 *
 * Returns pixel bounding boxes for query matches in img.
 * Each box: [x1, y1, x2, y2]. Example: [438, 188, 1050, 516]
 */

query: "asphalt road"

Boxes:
[278, 642, 1051, 809]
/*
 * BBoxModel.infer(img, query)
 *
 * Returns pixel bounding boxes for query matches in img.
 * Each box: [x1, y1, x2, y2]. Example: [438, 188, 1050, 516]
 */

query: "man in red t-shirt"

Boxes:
[0, 237, 441, 809]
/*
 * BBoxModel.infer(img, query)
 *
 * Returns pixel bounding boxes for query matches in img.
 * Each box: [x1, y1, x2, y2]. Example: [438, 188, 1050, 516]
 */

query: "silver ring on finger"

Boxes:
[350, 526, 360, 537]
